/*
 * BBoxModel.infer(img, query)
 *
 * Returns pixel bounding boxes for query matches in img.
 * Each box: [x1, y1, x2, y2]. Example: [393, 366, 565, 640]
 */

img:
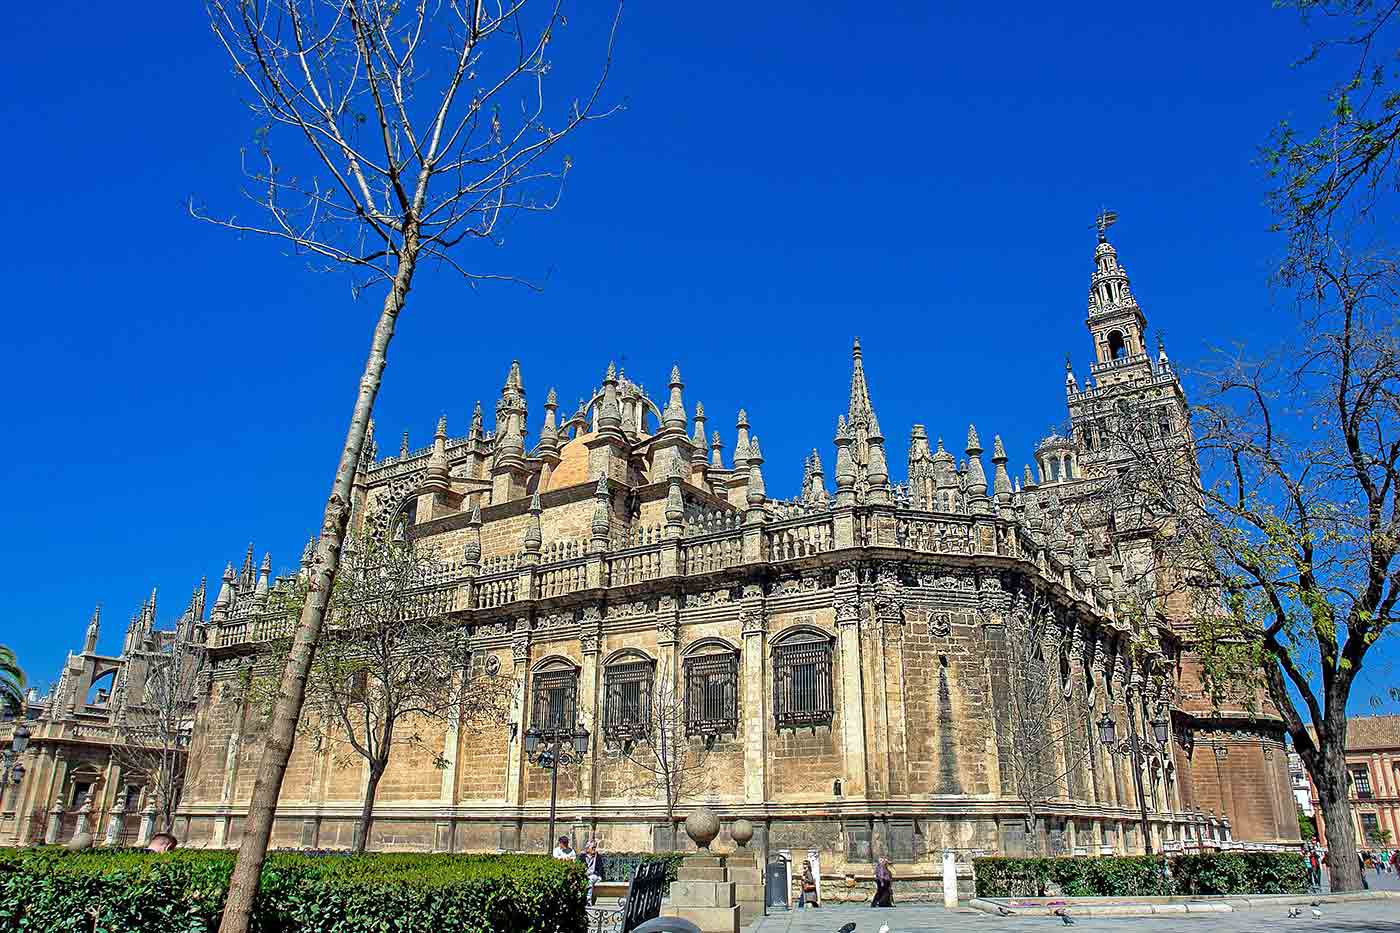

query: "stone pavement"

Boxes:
[749, 899, 1400, 932]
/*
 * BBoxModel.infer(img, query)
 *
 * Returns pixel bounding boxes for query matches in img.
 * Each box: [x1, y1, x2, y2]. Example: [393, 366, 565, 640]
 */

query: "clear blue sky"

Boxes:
[2, 2, 1395, 710]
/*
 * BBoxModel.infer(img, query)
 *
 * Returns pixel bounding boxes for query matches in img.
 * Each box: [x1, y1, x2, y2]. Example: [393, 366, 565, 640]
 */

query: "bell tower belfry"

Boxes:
[1085, 209, 1154, 388]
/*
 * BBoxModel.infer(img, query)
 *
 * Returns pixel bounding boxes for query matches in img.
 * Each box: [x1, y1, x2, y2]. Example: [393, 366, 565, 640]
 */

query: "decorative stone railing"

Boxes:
[680, 529, 743, 575]
[895, 514, 974, 554]
[476, 573, 518, 610]
[210, 503, 1107, 649]
[537, 559, 588, 599]
[766, 515, 834, 561]
[606, 544, 663, 587]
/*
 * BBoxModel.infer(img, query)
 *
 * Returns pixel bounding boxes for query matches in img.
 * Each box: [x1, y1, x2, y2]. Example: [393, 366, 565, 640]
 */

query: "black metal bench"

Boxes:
[587, 860, 667, 933]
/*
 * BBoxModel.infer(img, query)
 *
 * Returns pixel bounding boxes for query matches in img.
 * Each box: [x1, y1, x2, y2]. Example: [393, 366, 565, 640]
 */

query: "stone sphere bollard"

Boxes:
[65, 831, 94, 850]
[730, 818, 754, 848]
[684, 808, 720, 850]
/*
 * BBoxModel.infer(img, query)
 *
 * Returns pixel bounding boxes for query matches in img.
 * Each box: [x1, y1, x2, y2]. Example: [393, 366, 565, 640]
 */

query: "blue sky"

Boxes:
[1, 2, 1395, 711]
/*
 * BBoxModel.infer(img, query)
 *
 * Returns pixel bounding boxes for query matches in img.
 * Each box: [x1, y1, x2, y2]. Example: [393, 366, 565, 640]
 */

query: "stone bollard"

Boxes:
[104, 796, 127, 846]
[136, 799, 157, 846]
[942, 849, 958, 908]
[666, 809, 739, 933]
[67, 792, 94, 849]
[43, 800, 64, 845]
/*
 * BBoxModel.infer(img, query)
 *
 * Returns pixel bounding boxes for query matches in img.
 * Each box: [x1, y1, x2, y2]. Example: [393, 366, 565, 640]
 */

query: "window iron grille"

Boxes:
[530, 667, 578, 737]
[1351, 767, 1374, 799]
[685, 653, 739, 737]
[773, 634, 834, 728]
[603, 660, 653, 743]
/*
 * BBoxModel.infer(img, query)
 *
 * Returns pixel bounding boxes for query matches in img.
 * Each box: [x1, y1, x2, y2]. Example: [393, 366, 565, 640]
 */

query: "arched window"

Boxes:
[772, 629, 834, 728]
[529, 660, 578, 736]
[1108, 330, 1127, 360]
[68, 765, 102, 808]
[684, 644, 739, 738]
[603, 653, 654, 744]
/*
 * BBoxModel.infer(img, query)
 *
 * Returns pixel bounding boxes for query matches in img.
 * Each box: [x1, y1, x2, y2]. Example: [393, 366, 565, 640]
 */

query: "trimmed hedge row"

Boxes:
[0, 848, 587, 933]
[600, 851, 686, 888]
[974, 852, 1308, 898]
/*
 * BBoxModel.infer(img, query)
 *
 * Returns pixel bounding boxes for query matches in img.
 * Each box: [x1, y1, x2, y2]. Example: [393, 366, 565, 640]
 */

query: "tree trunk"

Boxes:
[355, 762, 386, 854]
[218, 231, 420, 933]
[1316, 739, 1362, 892]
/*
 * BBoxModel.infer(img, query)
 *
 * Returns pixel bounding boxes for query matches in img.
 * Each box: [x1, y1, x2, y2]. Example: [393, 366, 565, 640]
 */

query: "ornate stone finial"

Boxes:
[665, 454, 685, 526]
[469, 401, 484, 441]
[964, 424, 989, 509]
[1024, 464, 1038, 490]
[400, 431, 410, 458]
[256, 551, 272, 591]
[662, 364, 687, 433]
[734, 409, 752, 466]
[747, 435, 766, 508]
[424, 413, 451, 491]
[598, 362, 623, 432]
[524, 491, 543, 554]
[591, 475, 612, 541]
[463, 505, 483, 565]
[691, 402, 708, 463]
[539, 388, 560, 451]
[684, 808, 721, 850]
[213, 562, 235, 615]
[506, 359, 524, 390]
[710, 430, 724, 468]
[84, 605, 101, 653]
[991, 435, 1012, 503]
[966, 424, 982, 456]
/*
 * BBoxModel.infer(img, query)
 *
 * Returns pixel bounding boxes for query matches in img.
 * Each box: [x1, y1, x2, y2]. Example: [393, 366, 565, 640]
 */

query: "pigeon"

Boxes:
[997, 905, 1016, 916]
[1288, 906, 1301, 918]
[1055, 907, 1076, 925]
[837, 924, 857, 933]
[878, 926, 890, 933]
[1311, 908, 1322, 919]
[1310, 900, 1321, 907]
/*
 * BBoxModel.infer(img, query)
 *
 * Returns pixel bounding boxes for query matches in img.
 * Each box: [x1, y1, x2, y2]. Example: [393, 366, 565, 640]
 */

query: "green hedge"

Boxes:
[0, 848, 587, 932]
[974, 852, 1308, 899]
[600, 851, 685, 888]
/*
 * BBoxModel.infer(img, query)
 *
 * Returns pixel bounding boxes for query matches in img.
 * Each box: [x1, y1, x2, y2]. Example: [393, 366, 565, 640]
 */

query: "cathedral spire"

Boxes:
[423, 414, 451, 493]
[848, 337, 876, 425]
[965, 424, 991, 514]
[691, 403, 708, 465]
[662, 365, 687, 434]
[992, 434, 1013, 505]
[733, 409, 752, 469]
[84, 605, 101, 654]
[469, 401, 484, 441]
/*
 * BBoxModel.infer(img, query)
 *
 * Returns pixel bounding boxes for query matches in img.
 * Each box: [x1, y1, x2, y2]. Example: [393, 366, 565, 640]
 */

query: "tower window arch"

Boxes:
[1107, 330, 1127, 360]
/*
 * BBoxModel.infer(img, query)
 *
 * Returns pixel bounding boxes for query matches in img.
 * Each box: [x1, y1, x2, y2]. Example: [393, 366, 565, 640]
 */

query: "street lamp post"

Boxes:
[1, 724, 30, 803]
[1098, 682, 1169, 855]
[523, 722, 590, 852]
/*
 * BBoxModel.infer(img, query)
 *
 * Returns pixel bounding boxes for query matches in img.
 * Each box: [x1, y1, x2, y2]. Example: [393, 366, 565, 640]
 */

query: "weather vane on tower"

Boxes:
[1094, 208, 1118, 242]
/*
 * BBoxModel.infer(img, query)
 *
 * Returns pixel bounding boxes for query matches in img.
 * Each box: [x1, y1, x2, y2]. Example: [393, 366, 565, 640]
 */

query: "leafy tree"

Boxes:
[1371, 827, 1393, 846]
[1299, 809, 1318, 842]
[1097, 239, 1399, 891]
[0, 647, 23, 715]
[197, 2, 623, 929]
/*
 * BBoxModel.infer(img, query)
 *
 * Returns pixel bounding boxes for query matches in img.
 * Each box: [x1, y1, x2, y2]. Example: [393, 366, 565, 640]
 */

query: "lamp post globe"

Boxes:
[1151, 716, 1170, 746]
[1097, 713, 1117, 747]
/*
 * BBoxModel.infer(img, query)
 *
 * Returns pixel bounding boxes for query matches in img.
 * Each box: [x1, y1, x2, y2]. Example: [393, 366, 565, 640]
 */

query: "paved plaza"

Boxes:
[750, 899, 1400, 933]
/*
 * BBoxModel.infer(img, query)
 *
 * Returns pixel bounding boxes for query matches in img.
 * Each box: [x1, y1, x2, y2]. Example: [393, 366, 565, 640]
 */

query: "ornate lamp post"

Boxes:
[1, 724, 29, 806]
[523, 722, 590, 852]
[1098, 681, 1169, 855]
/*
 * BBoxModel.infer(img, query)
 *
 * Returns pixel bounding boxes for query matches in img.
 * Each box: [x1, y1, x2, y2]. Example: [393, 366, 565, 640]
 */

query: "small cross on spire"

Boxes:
[1094, 208, 1118, 242]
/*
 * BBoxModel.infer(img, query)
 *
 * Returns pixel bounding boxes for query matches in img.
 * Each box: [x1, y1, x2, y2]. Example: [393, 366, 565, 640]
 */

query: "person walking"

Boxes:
[1308, 849, 1321, 889]
[871, 856, 895, 908]
[552, 835, 577, 861]
[582, 840, 603, 905]
[798, 860, 819, 909]
[1391, 849, 1400, 875]
[1359, 851, 1370, 890]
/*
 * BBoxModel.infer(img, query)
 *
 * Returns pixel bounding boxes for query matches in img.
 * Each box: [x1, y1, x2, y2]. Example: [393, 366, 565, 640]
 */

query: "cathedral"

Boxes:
[1, 224, 1300, 867]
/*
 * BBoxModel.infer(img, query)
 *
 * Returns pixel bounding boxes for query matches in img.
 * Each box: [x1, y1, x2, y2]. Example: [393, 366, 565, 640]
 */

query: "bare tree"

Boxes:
[110, 631, 208, 834]
[257, 532, 514, 852]
[604, 659, 715, 850]
[1096, 243, 1400, 891]
[197, 2, 622, 928]
[1000, 589, 1094, 856]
